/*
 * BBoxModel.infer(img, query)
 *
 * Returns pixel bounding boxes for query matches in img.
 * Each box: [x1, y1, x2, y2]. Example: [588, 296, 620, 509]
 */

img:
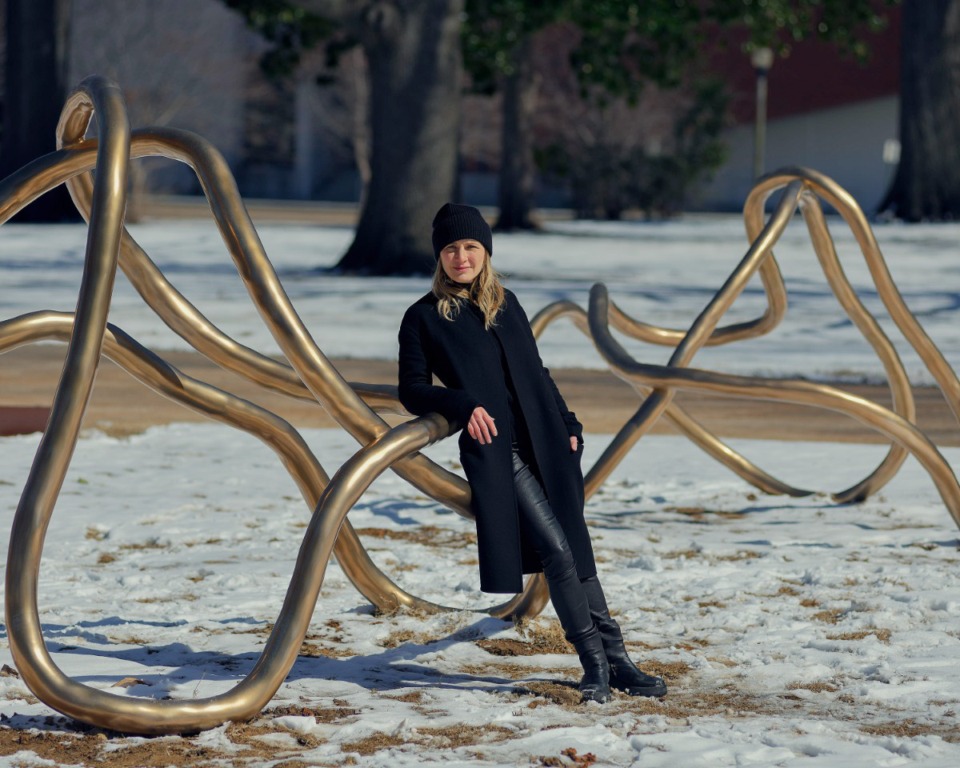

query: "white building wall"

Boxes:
[68, 0, 252, 191]
[698, 96, 900, 213]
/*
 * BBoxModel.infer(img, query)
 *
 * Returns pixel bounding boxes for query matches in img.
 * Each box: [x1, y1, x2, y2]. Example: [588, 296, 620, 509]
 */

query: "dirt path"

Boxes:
[2, 345, 957, 445]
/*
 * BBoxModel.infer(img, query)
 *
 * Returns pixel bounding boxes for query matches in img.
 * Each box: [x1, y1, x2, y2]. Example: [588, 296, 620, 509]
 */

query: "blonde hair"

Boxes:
[432, 251, 505, 329]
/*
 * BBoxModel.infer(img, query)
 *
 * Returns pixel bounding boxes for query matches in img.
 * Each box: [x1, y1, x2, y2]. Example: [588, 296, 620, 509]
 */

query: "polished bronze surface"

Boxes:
[2, 77, 959, 733]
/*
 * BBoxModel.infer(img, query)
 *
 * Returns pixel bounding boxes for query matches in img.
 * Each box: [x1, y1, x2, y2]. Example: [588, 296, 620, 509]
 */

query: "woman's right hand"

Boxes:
[467, 406, 498, 445]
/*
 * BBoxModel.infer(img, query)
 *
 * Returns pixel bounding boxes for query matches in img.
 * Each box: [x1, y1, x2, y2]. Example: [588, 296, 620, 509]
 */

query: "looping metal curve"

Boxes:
[2, 76, 959, 734]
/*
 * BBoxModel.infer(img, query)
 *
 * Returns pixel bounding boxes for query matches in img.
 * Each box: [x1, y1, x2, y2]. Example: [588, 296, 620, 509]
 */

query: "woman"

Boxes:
[398, 203, 666, 703]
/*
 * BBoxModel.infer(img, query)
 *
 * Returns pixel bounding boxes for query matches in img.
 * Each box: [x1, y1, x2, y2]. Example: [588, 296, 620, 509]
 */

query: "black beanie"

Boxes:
[431, 203, 493, 260]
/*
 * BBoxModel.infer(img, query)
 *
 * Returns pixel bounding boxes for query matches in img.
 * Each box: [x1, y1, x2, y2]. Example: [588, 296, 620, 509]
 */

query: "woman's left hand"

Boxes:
[569, 435, 578, 452]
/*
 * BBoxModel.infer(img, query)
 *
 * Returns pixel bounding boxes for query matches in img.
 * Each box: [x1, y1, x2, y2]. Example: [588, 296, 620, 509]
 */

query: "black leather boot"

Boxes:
[508, 450, 612, 704]
[580, 576, 668, 698]
[570, 626, 612, 704]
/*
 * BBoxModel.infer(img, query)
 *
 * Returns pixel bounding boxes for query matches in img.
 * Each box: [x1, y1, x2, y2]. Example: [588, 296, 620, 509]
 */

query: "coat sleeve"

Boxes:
[398, 306, 479, 428]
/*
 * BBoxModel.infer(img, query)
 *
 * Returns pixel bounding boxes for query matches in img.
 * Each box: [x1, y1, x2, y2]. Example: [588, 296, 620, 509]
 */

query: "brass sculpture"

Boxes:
[2, 76, 959, 734]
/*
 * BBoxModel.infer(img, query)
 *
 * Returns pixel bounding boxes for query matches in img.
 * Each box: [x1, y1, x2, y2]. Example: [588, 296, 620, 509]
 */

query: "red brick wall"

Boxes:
[713, 7, 901, 124]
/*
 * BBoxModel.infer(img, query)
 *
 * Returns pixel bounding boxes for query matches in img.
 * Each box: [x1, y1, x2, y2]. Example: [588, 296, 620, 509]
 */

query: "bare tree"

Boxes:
[0, 0, 78, 221]
[461, 23, 724, 220]
[880, 0, 960, 220]
[299, 45, 371, 203]
[254, 0, 464, 275]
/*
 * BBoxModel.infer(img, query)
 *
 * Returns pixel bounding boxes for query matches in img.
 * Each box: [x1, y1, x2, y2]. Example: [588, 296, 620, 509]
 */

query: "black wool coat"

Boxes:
[398, 288, 597, 593]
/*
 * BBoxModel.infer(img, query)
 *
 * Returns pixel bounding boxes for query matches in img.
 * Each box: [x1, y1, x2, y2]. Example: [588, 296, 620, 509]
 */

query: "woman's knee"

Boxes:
[540, 541, 577, 581]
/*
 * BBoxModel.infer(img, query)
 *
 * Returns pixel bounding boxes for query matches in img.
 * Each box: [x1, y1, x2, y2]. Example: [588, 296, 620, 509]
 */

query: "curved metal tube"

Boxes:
[531, 172, 960, 507]
[530, 304, 813, 498]
[585, 296, 960, 527]
[0, 129, 473, 518]
[581, 181, 806, 496]
[1, 77, 550, 734]
[5, 75, 130, 728]
[794, 194, 909, 501]
[0, 311, 453, 616]
[756, 167, 960, 428]
[9, 410, 454, 734]
[3, 75, 960, 734]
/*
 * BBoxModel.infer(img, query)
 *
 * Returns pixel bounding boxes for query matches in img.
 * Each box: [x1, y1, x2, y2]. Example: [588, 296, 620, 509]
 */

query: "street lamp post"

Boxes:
[751, 47, 775, 179]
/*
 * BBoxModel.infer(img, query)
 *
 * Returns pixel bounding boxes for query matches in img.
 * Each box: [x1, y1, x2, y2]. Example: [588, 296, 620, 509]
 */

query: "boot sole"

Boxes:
[580, 692, 612, 704]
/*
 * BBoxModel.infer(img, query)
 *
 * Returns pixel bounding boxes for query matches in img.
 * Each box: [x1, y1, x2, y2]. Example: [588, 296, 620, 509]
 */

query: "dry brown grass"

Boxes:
[0, 725, 288, 767]
[299, 641, 355, 659]
[265, 703, 361, 723]
[696, 600, 727, 610]
[384, 690, 428, 704]
[518, 681, 582, 707]
[673, 637, 710, 651]
[661, 549, 702, 560]
[860, 718, 960, 742]
[663, 506, 745, 521]
[340, 723, 514, 756]
[786, 680, 840, 693]
[714, 551, 763, 562]
[5, 656, 952, 767]
[826, 628, 892, 643]
[810, 608, 846, 624]
[379, 627, 441, 649]
[459, 660, 548, 680]
[477, 618, 571, 657]
[354, 525, 477, 548]
[665, 548, 763, 564]
[371, 607, 472, 650]
[705, 656, 738, 667]
[119, 539, 168, 551]
[534, 746, 600, 767]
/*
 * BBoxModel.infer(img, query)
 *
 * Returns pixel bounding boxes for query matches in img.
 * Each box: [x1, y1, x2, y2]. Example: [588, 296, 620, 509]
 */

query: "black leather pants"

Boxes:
[511, 450, 667, 698]
[511, 448, 594, 644]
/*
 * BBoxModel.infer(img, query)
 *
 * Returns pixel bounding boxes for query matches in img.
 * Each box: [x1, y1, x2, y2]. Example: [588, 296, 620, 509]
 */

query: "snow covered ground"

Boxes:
[3, 212, 960, 382]
[1, 213, 959, 766]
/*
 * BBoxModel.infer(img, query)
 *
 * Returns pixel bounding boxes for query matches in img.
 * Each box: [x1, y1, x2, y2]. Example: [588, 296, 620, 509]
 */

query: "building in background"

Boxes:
[66, 0, 345, 204]
[68, 0, 251, 199]
[698, 9, 901, 213]
[4, 0, 902, 214]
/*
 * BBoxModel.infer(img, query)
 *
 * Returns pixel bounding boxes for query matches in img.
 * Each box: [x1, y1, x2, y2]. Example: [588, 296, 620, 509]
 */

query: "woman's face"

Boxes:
[439, 239, 487, 284]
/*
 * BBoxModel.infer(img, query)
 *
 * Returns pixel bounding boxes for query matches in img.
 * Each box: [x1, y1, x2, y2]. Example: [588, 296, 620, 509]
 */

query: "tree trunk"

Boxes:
[495, 42, 538, 231]
[0, 0, 79, 222]
[335, 0, 462, 275]
[880, 0, 960, 221]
